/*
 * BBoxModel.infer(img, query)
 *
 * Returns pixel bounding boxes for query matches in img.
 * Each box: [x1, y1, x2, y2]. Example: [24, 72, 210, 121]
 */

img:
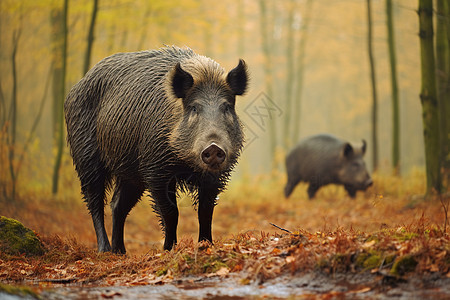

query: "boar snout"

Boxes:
[201, 143, 226, 169]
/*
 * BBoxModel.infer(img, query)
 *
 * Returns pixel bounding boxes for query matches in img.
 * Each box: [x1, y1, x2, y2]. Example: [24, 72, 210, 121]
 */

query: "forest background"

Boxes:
[0, 0, 448, 199]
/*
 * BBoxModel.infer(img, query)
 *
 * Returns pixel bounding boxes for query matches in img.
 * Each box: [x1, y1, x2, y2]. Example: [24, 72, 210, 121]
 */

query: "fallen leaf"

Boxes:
[271, 248, 281, 255]
[429, 264, 439, 272]
[436, 250, 447, 259]
[216, 267, 229, 276]
[349, 287, 371, 293]
[362, 240, 376, 248]
[286, 256, 295, 263]
[207, 267, 229, 277]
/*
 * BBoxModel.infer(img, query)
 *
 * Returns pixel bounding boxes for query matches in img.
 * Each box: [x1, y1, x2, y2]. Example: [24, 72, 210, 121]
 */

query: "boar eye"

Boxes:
[223, 104, 233, 114]
[191, 105, 198, 113]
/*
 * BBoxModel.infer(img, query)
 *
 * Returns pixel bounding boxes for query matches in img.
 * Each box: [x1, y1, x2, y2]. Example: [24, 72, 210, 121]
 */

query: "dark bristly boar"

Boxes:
[64, 46, 249, 253]
[284, 134, 372, 199]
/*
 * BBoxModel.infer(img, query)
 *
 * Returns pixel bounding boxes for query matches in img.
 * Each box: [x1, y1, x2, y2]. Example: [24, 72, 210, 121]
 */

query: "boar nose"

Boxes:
[366, 178, 373, 187]
[201, 144, 226, 167]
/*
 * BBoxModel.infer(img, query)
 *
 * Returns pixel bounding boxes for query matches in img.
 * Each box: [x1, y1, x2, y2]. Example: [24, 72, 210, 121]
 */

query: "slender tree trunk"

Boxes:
[386, 0, 400, 175]
[418, 0, 442, 194]
[0, 0, 3, 127]
[7, 30, 20, 201]
[436, 0, 450, 185]
[50, 8, 64, 142]
[52, 0, 69, 194]
[283, 0, 295, 149]
[258, 0, 276, 164]
[367, 0, 379, 171]
[292, 0, 313, 144]
[83, 0, 99, 75]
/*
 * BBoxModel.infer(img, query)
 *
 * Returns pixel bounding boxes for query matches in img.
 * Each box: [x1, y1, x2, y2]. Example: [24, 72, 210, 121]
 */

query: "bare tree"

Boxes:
[52, 0, 69, 194]
[291, 0, 313, 144]
[7, 30, 21, 201]
[436, 0, 450, 185]
[418, 0, 442, 194]
[367, 0, 378, 171]
[386, 0, 400, 174]
[84, 0, 99, 74]
[258, 0, 276, 163]
[283, 0, 296, 149]
[50, 7, 64, 142]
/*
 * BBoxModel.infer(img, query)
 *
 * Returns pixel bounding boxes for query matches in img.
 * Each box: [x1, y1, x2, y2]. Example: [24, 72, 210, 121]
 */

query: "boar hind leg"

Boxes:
[81, 168, 111, 252]
[111, 180, 144, 254]
[284, 179, 298, 198]
[154, 180, 179, 251]
[197, 187, 218, 244]
[307, 184, 320, 199]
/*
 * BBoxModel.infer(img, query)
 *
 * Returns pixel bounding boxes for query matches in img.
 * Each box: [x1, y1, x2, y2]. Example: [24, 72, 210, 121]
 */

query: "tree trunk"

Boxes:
[418, 0, 442, 194]
[386, 0, 400, 175]
[7, 30, 21, 202]
[52, 0, 69, 195]
[283, 0, 296, 149]
[83, 0, 99, 75]
[367, 0, 379, 171]
[436, 0, 450, 185]
[292, 0, 313, 144]
[258, 0, 276, 165]
[50, 8, 64, 142]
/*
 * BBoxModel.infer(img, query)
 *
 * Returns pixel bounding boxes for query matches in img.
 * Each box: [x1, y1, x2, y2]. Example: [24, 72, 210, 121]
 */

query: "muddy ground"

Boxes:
[18, 272, 450, 299]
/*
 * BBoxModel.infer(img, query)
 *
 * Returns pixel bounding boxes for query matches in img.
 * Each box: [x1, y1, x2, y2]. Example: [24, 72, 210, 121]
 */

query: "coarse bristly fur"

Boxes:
[64, 46, 249, 253]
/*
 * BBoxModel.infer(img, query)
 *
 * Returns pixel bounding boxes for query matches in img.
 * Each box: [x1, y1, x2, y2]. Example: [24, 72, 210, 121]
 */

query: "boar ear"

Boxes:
[171, 63, 194, 99]
[361, 139, 367, 155]
[227, 59, 248, 96]
[343, 143, 354, 158]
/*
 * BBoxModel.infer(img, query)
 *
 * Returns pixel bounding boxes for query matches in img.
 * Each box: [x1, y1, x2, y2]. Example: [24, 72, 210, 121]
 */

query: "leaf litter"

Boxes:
[1, 173, 450, 298]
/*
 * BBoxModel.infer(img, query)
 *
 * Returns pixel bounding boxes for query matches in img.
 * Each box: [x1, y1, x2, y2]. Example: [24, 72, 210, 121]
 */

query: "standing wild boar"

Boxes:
[65, 46, 248, 253]
[284, 134, 372, 199]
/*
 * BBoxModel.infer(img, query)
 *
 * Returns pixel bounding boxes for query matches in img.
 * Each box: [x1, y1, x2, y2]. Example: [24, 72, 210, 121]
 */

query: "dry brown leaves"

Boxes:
[1, 224, 449, 289]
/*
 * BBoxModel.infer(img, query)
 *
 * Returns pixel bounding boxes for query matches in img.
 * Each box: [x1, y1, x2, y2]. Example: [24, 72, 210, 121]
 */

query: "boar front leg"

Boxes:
[197, 186, 218, 244]
[344, 185, 357, 198]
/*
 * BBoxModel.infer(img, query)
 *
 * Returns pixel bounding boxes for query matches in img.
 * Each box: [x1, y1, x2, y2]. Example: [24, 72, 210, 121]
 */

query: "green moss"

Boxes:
[156, 267, 168, 276]
[385, 254, 396, 265]
[363, 254, 382, 269]
[0, 216, 45, 256]
[0, 283, 40, 299]
[183, 254, 194, 264]
[202, 256, 228, 273]
[396, 232, 418, 241]
[390, 255, 418, 276]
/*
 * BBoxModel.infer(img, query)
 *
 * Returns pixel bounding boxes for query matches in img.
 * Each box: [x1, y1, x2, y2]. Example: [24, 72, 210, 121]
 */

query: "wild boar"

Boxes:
[65, 46, 249, 253]
[284, 134, 372, 199]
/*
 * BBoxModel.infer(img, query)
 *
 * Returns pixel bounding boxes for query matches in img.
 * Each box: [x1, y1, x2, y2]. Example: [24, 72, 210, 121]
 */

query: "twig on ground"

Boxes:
[269, 222, 292, 234]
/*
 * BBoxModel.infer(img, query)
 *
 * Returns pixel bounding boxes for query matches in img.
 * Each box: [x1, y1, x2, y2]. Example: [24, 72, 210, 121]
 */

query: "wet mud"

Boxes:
[35, 272, 450, 300]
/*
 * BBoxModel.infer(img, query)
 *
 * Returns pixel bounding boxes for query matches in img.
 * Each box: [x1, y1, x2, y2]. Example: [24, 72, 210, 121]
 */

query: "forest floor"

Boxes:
[1, 171, 450, 299]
